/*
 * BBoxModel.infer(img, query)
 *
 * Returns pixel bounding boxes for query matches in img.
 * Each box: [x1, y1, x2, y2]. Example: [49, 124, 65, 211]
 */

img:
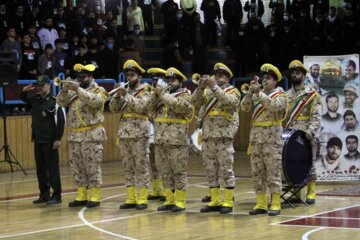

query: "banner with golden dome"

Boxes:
[304, 54, 360, 181]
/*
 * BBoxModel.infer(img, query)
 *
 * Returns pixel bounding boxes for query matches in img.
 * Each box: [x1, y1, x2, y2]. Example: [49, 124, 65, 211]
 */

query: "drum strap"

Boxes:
[252, 120, 282, 127]
[284, 91, 318, 129]
[122, 113, 148, 120]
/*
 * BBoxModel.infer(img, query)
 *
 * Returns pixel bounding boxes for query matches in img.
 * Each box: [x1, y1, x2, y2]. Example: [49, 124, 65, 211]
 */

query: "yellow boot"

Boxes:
[268, 193, 281, 216]
[158, 188, 175, 211]
[200, 188, 222, 212]
[86, 187, 101, 208]
[306, 182, 316, 204]
[220, 188, 234, 214]
[148, 179, 164, 200]
[172, 189, 186, 212]
[120, 186, 138, 209]
[249, 192, 268, 215]
[69, 186, 88, 207]
[137, 187, 149, 210]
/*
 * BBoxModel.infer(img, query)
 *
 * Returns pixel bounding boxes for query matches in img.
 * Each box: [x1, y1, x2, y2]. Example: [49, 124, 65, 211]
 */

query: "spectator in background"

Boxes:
[340, 1, 358, 54]
[119, 38, 142, 72]
[38, 43, 54, 78]
[324, 6, 341, 55]
[86, 44, 100, 78]
[192, 13, 207, 74]
[311, 0, 329, 20]
[289, 0, 310, 20]
[269, 0, 285, 23]
[201, 0, 221, 47]
[29, 4, 42, 29]
[161, 0, 179, 40]
[1, 27, 22, 72]
[27, 24, 41, 55]
[297, 8, 312, 57]
[244, 0, 264, 20]
[180, 0, 197, 49]
[37, 16, 59, 49]
[245, 12, 265, 73]
[53, 39, 69, 76]
[127, 24, 145, 57]
[70, 35, 80, 57]
[98, 36, 118, 79]
[80, 34, 88, 51]
[0, 2, 9, 43]
[21, 32, 38, 79]
[139, 0, 155, 35]
[58, 27, 70, 56]
[264, 15, 283, 67]
[233, 23, 250, 77]
[13, 4, 30, 35]
[70, 6, 87, 37]
[72, 44, 88, 66]
[309, 9, 325, 55]
[104, 19, 125, 50]
[223, 0, 243, 46]
[162, 37, 182, 70]
[126, 0, 145, 33]
[54, 5, 69, 30]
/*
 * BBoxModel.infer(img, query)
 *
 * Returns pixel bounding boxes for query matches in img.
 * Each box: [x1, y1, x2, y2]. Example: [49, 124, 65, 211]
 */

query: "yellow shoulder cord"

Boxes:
[279, 93, 289, 122]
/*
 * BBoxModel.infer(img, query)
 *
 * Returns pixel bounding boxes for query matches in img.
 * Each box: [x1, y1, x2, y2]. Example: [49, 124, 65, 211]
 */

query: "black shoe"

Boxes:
[147, 195, 162, 200]
[157, 204, 174, 211]
[200, 205, 222, 213]
[171, 205, 185, 212]
[69, 200, 87, 207]
[306, 198, 315, 205]
[86, 201, 100, 208]
[33, 198, 49, 204]
[159, 196, 166, 202]
[136, 204, 148, 210]
[268, 210, 281, 216]
[46, 199, 62, 205]
[220, 206, 233, 214]
[201, 196, 211, 202]
[119, 203, 137, 209]
[249, 208, 267, 215]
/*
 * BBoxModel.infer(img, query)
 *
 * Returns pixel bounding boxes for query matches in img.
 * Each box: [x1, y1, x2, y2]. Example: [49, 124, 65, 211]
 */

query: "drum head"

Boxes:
[282, 130, 313, 187]
[190, 128, 202, 155]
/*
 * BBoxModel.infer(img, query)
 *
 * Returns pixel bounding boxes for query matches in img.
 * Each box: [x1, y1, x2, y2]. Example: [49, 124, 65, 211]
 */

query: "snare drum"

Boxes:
[190, 128, 202, 155]
[282, 129, 313, 187]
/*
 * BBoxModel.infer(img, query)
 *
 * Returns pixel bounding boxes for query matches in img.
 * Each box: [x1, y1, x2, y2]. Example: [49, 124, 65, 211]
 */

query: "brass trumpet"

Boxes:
[107, 82, 129, 96]
[53, 77, 75, 86]
[240, 83, 250, 94]
[192, 73, 201, 85]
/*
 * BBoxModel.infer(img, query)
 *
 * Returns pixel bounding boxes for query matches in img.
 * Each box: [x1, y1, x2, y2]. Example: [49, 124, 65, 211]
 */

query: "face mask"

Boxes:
[106, 42, 114, 49]
[133, 29, 140, 35]
[283, 16, 289, 21]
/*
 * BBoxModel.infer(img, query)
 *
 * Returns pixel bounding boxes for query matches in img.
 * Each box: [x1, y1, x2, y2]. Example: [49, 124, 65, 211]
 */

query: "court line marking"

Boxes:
[323, 197, 347, 200]
[77, 181, 209, 239]
[302, 227, 325, 240]
[279, 224, 360, 230]
[278, 215, 360, 220]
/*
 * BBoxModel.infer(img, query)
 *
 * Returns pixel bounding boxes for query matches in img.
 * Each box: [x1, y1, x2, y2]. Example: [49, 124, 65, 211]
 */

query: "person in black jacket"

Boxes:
[20, 75, 65, 205]
[223, 0, 243, 46]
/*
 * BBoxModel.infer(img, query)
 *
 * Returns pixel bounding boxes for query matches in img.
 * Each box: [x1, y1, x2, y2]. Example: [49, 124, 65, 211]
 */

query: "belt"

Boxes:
[70, 123, 102, 132]
[252, 120, 282, 127]
[295, 116, 310, 121]
[208, 111, 233, 120]
[154, 117, 189, 124]
[122, 113, 148, 120]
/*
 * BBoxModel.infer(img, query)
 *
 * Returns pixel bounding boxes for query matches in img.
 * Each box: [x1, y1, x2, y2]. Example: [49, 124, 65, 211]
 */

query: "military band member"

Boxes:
[147, 67, 193, 212]
[240, 64, 286, 216]
[57, 64, 107, 208]
[146, 67, 167, 201]
[109, 59, 151, 210]
[20, 75, 65, 205]
[191, 63, 240, 214]
[284, 60, 322, 204]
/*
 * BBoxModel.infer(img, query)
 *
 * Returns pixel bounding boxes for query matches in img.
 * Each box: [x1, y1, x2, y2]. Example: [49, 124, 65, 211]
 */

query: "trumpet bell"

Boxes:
[241, 83, 250, 94]
[54, 77, 61, 86]
[192, 73, 201, 85]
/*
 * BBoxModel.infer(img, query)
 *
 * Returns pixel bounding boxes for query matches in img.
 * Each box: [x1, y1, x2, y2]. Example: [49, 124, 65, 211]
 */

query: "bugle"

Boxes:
[192, 73, 201, 85]
[54, 77, 76, 86]
[107, 82, 129, 96]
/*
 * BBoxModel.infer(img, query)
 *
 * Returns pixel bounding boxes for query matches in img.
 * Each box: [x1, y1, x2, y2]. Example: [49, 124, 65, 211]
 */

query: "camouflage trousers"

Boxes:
[250, 143, 282, 194]
[203, 138, 235, 188]
[68, 141, 103, 188]
[149, 143, 160, 180]
[120, 138, 150, 188]
[309, 138, 317, 182]
[155, 144, 188, 190]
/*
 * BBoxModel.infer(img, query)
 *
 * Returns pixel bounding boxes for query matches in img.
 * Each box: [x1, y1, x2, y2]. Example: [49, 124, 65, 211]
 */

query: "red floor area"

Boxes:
[280, 206, 360, 229]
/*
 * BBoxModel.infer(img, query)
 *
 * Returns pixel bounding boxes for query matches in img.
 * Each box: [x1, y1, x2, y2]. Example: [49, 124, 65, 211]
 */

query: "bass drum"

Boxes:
[190, 128, 202, 155]
[282, 129, 313, 187]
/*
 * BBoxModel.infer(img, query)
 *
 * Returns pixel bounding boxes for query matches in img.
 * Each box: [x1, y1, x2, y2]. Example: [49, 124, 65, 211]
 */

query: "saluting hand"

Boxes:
[22, 84, 35, 92]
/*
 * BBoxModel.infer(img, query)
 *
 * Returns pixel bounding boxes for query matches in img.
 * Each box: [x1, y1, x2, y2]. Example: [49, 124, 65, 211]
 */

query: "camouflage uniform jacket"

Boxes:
[191, 83, 240, 140]
[109, 84, 150, 139]
[240, 87, 286, 145]
[285, 84, 322, 135]
[56, 80, 106, 142]
[148, 87, 193, 145]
